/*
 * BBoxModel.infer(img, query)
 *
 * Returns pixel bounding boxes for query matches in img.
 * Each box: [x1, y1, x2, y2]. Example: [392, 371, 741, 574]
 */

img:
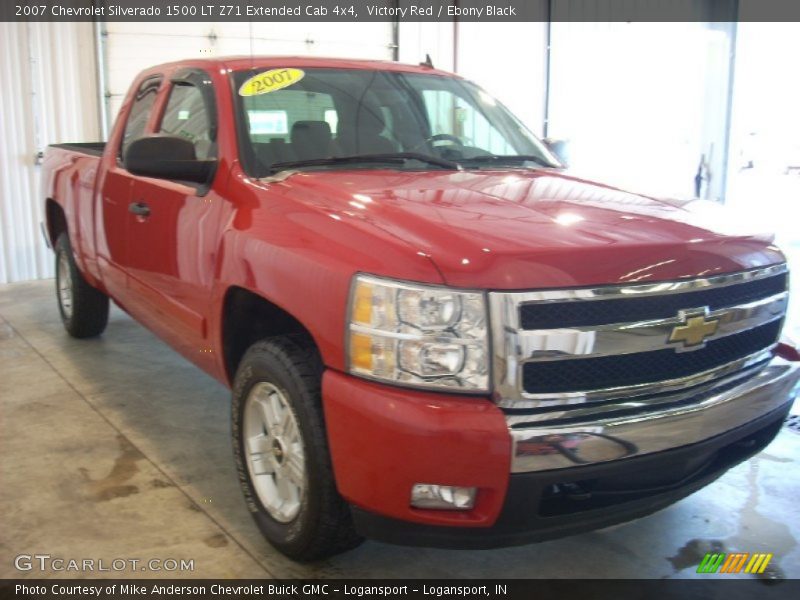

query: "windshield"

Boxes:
[231, 67, 560, 177]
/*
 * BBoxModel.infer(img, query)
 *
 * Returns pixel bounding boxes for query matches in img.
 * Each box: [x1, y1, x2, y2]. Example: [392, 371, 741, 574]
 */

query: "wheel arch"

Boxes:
[220, 285, 322, 384]
[45, 198, 67, 247]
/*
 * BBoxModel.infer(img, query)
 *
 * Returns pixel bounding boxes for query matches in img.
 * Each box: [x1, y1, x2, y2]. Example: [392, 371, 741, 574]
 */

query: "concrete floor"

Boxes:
[1, 280, 798, 580]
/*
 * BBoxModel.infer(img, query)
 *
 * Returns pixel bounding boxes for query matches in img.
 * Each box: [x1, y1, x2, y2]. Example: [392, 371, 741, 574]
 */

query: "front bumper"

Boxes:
[352, 401, 790, 548]
[508, 363, 800, 472]
[322, 362, 799, 546]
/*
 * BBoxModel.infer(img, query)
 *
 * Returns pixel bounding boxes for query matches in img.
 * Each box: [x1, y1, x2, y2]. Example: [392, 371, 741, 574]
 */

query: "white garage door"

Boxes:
[103, 22, 395, 125]
[546, 21, 734, 201]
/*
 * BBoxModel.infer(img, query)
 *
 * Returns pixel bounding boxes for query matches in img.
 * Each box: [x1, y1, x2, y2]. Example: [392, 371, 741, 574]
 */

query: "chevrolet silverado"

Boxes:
[42, 56, 800, 560]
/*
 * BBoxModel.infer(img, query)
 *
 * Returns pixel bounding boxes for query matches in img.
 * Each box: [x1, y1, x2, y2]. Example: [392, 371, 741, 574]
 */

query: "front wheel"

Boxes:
[231, 336, 363, 561]
[55, 233, 109, 338]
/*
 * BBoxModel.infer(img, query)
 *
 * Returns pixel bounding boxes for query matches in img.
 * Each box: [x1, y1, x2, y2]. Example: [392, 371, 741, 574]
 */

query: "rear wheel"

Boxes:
[55, 233, 109, 338]
[231, 336, 363, 561]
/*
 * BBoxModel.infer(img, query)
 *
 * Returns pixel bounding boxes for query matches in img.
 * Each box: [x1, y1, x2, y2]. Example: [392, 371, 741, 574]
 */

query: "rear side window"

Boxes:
[159, 83, 215, 160]
[120, 77, 161, 160]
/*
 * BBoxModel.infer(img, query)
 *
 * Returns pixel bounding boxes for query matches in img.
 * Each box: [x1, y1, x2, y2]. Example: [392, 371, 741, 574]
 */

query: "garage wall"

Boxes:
[0, 22, 99, 284]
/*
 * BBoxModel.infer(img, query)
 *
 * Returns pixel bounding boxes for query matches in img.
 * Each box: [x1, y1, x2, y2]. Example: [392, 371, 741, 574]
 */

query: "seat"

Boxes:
[290, 121, 332, 161]
[254, 139, 295, 171]
[335, 109, 396, 156]
[268, 138, 294, 163]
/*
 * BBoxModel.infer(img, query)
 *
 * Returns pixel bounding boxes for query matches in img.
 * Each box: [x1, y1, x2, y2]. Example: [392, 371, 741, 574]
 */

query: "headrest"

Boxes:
[291, 120, 332, 144]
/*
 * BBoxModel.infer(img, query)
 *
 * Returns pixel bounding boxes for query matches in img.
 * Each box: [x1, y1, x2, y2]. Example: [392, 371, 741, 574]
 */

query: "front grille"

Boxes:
[522, 320, 782, 394]
[491, 264, 789, 409]
[507, 363, 765, 423]
[519, 271, 787, 330]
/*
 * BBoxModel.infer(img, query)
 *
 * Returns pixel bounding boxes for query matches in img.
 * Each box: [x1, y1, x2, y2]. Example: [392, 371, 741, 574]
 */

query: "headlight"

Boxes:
[347, 274, 489, 391]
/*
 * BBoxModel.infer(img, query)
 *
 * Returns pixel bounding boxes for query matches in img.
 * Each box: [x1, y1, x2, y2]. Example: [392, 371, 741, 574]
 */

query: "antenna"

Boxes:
[420, 54, 434, 68]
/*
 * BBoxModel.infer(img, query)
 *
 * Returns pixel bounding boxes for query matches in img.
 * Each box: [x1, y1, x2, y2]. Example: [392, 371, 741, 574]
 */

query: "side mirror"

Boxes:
[124, 135, 214, 184]
[544, 138, 570, 168]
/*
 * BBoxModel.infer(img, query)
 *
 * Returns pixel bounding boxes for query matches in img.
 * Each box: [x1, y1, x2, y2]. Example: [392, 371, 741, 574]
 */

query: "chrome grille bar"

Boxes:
[504, 356, 769, 427]
[513, 263, 787, 305]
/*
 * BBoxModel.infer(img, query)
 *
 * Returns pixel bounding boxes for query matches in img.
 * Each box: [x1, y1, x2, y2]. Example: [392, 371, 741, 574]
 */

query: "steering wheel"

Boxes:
[410, 133, 464, 153]
[428, 133, 463, 146]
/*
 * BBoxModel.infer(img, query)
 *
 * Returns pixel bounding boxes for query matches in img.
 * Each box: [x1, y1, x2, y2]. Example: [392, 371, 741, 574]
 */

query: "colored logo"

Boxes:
[697, 552, 773, 574]
[669, 308, 719, 349]
[238, 68, 305, 97]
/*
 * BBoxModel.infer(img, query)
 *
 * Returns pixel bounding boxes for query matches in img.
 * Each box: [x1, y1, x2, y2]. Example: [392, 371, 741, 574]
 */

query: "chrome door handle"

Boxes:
[128, 201, 151, 217]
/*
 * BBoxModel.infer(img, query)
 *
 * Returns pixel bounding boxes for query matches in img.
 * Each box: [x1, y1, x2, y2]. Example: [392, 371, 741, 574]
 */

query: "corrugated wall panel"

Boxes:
[0, 22, 99, 284]
[0, 23, 36, 284]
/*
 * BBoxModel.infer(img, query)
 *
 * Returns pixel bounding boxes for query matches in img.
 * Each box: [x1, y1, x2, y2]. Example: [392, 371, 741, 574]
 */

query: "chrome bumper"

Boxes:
[510, 362, 800, 473]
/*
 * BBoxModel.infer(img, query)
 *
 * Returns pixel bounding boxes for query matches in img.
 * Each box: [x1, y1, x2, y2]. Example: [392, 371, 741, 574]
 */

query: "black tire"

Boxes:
[231, 335, 363, 561]
[54, 233, 109, 338]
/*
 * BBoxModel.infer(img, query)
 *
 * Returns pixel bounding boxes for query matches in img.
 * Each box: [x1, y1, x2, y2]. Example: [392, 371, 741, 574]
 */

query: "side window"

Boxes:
[159, 83, 215, 160]
[119, 77, 161, 160]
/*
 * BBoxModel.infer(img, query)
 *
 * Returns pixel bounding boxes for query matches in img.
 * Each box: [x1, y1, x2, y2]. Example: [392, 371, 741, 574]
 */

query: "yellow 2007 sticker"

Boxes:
[238, 68, 305, 96]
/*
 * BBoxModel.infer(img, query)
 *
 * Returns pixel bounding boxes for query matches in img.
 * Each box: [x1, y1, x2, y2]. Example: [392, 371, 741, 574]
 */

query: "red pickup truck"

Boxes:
[42, 56, 799, 561]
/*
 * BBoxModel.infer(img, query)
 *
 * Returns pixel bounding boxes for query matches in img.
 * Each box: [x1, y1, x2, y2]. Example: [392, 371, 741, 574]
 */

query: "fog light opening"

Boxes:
[410, 484, 476, 510]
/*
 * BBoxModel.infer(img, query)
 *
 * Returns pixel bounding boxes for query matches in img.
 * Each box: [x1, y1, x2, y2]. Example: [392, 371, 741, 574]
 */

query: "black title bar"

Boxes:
[3, 0, 800, 22]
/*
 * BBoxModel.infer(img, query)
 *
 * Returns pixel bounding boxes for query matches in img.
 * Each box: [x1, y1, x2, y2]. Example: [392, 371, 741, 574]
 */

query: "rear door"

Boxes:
[123, 68, 220, 353]
[95, 75, 162, 299]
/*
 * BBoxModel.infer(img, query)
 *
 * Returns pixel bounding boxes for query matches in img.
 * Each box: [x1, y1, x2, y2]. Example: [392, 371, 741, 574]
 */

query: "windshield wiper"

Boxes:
[459, 154, 557, 168]
[266, 152, 460, 174]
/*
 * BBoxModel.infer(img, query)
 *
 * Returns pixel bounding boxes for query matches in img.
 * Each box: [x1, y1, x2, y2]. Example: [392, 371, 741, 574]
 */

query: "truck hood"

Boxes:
[274, 168, 784, 289]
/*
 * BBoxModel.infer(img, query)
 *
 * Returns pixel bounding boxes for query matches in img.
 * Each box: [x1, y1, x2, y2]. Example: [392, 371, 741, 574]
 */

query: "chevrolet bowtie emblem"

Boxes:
[669, 309, 719, 349]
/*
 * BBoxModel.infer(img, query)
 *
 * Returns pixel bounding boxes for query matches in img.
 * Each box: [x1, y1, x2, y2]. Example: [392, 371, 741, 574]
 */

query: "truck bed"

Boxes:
[42, 143, 106, 283]
[49, 142, 106, 157]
